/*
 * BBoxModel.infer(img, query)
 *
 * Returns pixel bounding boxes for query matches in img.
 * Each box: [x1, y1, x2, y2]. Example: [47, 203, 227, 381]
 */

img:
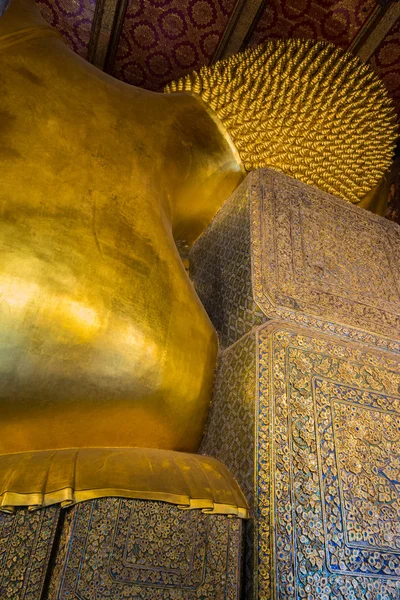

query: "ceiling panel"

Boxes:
[27, 0, 400, 118]
[111, 0, 237, 90]
[248, 0, 376, 49]
[36, 0, 96, 58]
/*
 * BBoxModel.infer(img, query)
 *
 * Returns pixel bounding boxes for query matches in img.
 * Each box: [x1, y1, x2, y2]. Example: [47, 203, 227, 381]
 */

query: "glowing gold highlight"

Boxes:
[165, 40, 398, 204]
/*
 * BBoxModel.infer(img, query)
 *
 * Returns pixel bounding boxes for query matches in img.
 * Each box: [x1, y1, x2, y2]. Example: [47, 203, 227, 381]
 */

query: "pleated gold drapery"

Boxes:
[0, 447, 249, 518]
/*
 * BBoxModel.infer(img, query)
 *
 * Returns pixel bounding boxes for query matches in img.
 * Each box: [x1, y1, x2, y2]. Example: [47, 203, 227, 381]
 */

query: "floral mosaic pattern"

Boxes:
[0, 506, 60, 599]
[200, 333, 257, 510]
[190, 179, 265, 350]
[191, 169, 400, 347]
[320, 388, 400, 556]
[198, 325, 400, 599]
[256, 323, 400, 598]
[192, 171, 400, 597]
[0, 499, 242, 598]
[199, 332, 257, 598]
[47, 498, 243, 599]
[112, 0, 237, 90]
[248, 0, 376, 50]
[251, 169, 400, 340]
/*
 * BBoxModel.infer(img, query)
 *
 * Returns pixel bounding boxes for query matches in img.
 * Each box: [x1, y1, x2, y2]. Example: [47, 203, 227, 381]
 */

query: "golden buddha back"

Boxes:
[0, 0, 244, 454]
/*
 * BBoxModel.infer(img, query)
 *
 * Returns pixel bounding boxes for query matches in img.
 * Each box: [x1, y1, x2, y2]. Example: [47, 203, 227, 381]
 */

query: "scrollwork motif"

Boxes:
[47, 498, 242, 599]
[257, 324, 400, 599]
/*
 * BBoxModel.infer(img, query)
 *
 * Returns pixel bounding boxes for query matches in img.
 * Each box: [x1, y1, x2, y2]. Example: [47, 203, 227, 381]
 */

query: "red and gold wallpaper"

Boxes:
[34, 0, 400, 105]
[370, 17, 400, 120]
[369, 21, 400, 225]
[112, 0, 237, 90]
[248, 0, 376, 49]
[36, 0, 95, 58]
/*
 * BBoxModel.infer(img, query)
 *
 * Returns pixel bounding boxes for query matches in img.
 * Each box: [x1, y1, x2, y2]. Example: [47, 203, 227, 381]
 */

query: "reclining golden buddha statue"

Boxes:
[0, 0, 396, 510]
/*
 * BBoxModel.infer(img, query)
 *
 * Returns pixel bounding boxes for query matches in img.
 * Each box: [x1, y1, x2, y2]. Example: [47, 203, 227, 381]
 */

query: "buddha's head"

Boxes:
[166, 39, 398, 208]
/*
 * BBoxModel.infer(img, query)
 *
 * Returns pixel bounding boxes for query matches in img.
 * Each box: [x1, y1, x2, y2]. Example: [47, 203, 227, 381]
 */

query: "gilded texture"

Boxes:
[256, 323, 400, 599]
[2, 0, 399, 510]
[47, 498, 243, 599]
[0, 506, 60, 599]
[191, 169, 400, 345]
[0, 448, 248, 517]
[0, 0, 244, 465]
[166, 40, 397, 205]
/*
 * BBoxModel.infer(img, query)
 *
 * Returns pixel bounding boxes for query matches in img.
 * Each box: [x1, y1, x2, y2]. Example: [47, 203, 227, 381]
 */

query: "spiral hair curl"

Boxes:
[165, 40, 398, 204]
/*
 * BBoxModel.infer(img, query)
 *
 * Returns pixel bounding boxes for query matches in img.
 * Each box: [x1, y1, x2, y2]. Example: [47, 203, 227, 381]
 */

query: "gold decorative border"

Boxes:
[250, 169, 400, 346]
[255, 321, 400, 599]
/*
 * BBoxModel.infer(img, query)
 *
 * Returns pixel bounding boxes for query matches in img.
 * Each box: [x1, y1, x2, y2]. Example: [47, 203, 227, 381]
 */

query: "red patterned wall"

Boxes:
[31, 0, 400, 119]
[36, 0, 95, 58]
[112, 0, 237, 90]
[248, 0, 376, 49]
[369, 17, 400, 119]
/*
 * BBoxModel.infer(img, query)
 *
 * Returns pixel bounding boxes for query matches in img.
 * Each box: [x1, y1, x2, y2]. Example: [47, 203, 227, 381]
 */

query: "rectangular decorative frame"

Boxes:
[251, 169, 400, 339]
[256, 322, 400, 599]
[191, 169, 400, 349]
[46, 498, 243, 599]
